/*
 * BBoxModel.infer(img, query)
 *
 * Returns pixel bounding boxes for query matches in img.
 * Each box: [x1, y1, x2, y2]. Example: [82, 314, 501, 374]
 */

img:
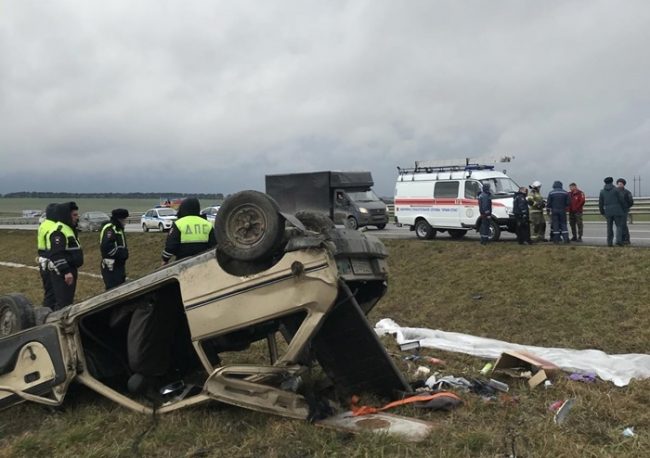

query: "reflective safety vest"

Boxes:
[177, 215, 212, 244]
[37, 219, 57, 252]
[46, 222, 81, 250]
[100, 223, 126, 247]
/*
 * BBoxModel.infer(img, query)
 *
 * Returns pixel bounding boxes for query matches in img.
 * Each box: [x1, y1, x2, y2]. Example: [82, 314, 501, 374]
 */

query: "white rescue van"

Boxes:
[394, 158, 520, 241]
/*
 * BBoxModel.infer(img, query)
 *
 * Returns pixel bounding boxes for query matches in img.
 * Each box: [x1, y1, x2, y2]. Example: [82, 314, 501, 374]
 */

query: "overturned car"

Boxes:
[0, 191, 419, 432]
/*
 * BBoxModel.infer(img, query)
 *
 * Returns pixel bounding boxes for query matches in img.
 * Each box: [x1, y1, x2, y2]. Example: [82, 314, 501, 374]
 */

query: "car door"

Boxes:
[0, 325, 71, 409]
[461, 180, 482, 226]
[145, 210, 154, 229]
[433, 181, 460, 227]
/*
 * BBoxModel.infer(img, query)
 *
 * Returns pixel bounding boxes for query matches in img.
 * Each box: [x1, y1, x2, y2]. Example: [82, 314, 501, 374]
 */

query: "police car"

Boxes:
[394, 157, 519, 241]
[141, 207, 177, 232]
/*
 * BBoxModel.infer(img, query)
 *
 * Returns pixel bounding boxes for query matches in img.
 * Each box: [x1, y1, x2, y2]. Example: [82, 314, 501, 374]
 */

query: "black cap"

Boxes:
[111, 208, 129, 219]
[616, 178, 626, 185]
[604, 177, 613, 184]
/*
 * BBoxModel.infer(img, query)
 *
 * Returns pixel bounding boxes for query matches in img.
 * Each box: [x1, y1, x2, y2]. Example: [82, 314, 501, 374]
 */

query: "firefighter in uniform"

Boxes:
[161, 197, 216, 264]
[527, 181, 547, 242]
[47, 202, 83, 310]
[36, 203, 59, 308]
[478, 183, 492, 245]
[100, 208, 130, 290]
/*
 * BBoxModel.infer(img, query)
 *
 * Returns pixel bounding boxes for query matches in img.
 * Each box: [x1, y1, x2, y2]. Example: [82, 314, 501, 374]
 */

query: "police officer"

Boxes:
[100, 208, 130, 290]
[48, 202, 84, 310]
[547, 181, 571, 243]
[513, 187, 531, 245]
[161, 197, 216, 265]
[36, 203, 58, 308]
[616, 178, 634, 244]
[527, 181, 547, 242]
[478, 183, 492, 245]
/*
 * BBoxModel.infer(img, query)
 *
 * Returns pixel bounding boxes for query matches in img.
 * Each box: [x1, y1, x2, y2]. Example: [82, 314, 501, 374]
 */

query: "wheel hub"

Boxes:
[0, 309, 17, 337]
[228, 204, 267, 246]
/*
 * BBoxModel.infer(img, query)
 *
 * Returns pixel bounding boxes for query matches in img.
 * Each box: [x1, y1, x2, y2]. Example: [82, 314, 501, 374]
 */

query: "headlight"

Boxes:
[359, 207, 369, 214]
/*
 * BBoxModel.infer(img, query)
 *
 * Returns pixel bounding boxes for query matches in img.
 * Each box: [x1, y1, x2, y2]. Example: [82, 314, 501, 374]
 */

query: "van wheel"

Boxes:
[142, 223, 149, 233]
[345, 217, 359, 230]
[449, 229, 467, 240]
[489, 220, 501, 241]
[0, 293, 36, 337]
[216, 190, 285, 262]
[415, 220, 436, 240]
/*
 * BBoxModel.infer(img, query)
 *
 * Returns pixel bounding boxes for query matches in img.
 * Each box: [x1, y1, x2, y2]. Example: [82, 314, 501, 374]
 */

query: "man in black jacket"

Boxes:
[513, 187, 531, 244]
[161, 197, 216, 265]
[599, 177, 625, 246]
[478, 184, 492, 245]
[547, 181, 570, 243]
[100, 208, 130, 290]
[616, 178, 634, 244]
[48, 202, 83, 309]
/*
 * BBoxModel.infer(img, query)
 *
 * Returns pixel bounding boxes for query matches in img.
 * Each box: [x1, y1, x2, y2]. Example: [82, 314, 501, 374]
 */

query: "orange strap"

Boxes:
[350, 392, 462, 416]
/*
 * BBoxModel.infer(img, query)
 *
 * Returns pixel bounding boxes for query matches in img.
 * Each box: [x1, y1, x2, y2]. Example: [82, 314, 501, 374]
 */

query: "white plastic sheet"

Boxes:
[375, 318, 650, 387]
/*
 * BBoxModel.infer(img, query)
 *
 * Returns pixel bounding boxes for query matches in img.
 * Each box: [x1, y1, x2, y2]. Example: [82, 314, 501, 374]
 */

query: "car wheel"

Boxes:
[158, 223, 164, 232]
[0, 293, 36, 337]
[489, 220, 501, 242]
[33, 306, 53, 326]
[142, 223, 149, 232]
[295, 211, 335, 234]
[345, 217, 359, 230]
[216, 190, 285, 262]
[415, 219, 436, 240]
[376, 223, 386, 230]
[449, 229, 467, 240]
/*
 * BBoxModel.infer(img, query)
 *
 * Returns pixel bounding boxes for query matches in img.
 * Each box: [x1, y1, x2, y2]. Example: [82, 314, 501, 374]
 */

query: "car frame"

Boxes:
[140, 207, 177, 232]
[0, 191, 411, 431]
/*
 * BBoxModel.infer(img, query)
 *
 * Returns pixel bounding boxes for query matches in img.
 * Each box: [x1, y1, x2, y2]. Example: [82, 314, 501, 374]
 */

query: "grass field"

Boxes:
[0, 230, 649, 457]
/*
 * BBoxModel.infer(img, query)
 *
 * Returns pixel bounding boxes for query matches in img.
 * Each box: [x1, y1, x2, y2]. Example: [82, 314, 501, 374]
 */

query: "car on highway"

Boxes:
[0, 191, 414, 437]
[78, 211, 110, 232]
[200, 206, 221, 224]
[140, 207, 177, 232]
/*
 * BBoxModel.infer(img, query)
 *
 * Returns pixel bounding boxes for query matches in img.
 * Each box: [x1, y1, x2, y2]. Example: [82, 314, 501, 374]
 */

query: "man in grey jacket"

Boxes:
[598, 177, 625, 246]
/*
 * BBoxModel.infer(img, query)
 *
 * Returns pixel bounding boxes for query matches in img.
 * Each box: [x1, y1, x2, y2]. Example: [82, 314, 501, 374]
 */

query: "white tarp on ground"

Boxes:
[375, 318, 650, 387]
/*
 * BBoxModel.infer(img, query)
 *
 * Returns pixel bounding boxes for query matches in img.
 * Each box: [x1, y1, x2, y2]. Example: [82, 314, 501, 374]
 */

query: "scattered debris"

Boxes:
[472, 294, 483, 300]
[425, 375, 473, 392]
[569, 372, 597, 383]
[480, 362, 493, 375]
[492, 351, 559, 389]
[487, 379, 509, 393]
[553, 399, 576, 425]
[414, 366, 431, 378]
[350, 392, 462, 416]
[622, 427, 636, 438]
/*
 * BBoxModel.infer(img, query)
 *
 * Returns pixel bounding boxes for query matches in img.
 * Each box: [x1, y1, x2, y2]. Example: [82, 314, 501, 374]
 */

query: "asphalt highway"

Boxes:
[1, 222, 649, 247]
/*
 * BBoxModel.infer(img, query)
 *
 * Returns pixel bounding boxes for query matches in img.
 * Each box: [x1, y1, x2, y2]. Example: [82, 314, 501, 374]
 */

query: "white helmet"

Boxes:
[531, 180, 542, 188]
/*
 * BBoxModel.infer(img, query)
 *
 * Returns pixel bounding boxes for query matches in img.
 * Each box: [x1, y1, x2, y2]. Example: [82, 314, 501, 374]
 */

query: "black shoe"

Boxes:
[570, 237, 577, 241]
[576, 237, 583, 242]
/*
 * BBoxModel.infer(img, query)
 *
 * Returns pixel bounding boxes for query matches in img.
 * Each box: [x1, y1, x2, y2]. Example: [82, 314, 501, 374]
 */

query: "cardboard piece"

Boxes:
[493, 351, 559, 389]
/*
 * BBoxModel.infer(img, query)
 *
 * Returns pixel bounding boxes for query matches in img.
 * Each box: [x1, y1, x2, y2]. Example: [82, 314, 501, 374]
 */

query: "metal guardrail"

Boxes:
[0, 212, 145, 226]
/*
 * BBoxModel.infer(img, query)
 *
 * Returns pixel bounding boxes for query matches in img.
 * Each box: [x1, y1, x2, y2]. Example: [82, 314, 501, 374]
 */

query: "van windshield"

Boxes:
[480, 177, 519, 196]
[347, 190, 380, 202]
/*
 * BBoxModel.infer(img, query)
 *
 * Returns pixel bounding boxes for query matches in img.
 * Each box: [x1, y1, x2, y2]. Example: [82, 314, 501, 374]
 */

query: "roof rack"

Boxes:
[397, 155, 514, 175]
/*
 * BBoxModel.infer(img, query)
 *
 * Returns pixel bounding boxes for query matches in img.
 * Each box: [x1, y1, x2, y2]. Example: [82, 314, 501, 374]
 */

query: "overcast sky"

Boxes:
[1, 0, 649, 197]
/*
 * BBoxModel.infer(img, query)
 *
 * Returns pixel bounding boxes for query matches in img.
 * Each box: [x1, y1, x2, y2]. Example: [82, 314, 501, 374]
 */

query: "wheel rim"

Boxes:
[226, 203, 267, 247]
[416, 223, 427, 238]
[0, 309, 17, 336]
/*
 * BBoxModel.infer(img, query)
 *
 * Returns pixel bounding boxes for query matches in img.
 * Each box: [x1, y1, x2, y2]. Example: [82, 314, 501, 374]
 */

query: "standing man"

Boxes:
[598, 177, 625, 246]
[527, 181, 547, 242]
[513, 187, 531, 244]
[100, 208, 130, 290]
[161, 197, 216, 264]
[478, 183, 492, 245]
[48, 202, 83, 309]
[616, 178, 634, 245]
[568, 182, 586, 242]
[36, 203, 58, 308]
[547, 181, 571, 243]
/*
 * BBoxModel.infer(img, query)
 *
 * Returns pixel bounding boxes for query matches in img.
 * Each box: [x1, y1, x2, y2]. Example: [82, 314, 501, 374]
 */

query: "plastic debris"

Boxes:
[553, 399, 576, 425]
[569, 372, 597, 383]
[622, 427, 635, 437]
[414, 366, 431, 378]
[487, 379, 509, 392]
[548, 400, 564, 412]
[480, 362, 493, 375]
[544, 380, 553, 389]
[425, 375, 473, 392]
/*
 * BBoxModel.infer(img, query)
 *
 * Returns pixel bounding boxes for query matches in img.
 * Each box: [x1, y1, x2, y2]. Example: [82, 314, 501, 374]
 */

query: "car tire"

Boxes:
[0, 293, 36, 337]
[489, 220, 501, 242]
[345, 217, 359, 230]
[415, 219, 436, 240]
[142, 223, 149, 233]
[215, 190, 285, 262]
[295, 211, 335, 234]
[376, 223, 386, 230]
[448, 229, 467, 240]
[33, 306, 53, 326]
[158, 223, 164, 232]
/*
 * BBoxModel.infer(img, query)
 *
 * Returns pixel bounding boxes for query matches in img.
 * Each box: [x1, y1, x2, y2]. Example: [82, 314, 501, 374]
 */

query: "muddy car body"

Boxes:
[0, 191, 408, 422]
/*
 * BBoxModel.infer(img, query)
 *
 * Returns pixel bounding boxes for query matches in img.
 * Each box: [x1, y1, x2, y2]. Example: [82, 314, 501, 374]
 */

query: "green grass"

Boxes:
[0, 231, 649, 457]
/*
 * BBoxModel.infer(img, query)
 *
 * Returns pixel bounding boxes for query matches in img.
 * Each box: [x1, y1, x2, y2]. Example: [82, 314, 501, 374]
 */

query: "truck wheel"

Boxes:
[448, 229, 467, 240]
[489, 220, 501, 241]
[415, 219, 436, 240]
[376, 224, 386, 230]
[345, 217, 359, 230]
[295, 211, 335, 233]
[0, 293, 36, 337]
[216, 190, 285, 262]
[142, 223, 149, 233]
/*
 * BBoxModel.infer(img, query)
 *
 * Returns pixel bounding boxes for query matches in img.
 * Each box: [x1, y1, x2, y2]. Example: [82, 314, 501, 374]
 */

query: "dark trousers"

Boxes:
[550, 212, 569, 242]
[515, 217, 531, 244]
[39, 265, 58, 308]
[102, 263, 126, 290]
[569, 212, 583, 239]
[606, 215, 625, 245]
[49, 268, 77, 311]
[479, 216, 491, 244]
[621, 212, 630, 243]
